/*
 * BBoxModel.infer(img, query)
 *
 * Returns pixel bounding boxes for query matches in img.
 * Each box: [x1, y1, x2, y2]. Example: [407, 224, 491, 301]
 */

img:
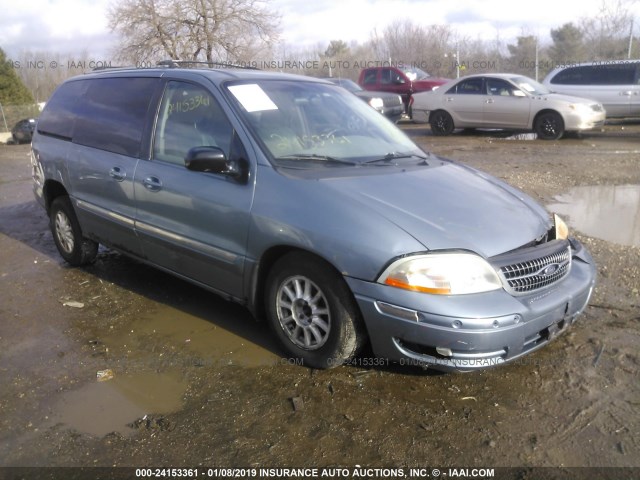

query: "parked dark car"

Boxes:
[31, 66, 595, 371]
[12, 118, 37, 144]
[325, 78, 404, 122]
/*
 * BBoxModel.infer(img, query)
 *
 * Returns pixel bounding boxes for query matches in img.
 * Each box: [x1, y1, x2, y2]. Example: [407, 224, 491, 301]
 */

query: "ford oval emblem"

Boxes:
[541, 264, 560, 276]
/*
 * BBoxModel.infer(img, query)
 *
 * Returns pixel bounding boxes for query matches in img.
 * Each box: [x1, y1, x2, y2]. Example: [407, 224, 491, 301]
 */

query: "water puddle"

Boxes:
[51, 371, 186, 436]
[492, 132, 538, 141]
[547, 184, 640, 246]
[104, 304, 279, 368]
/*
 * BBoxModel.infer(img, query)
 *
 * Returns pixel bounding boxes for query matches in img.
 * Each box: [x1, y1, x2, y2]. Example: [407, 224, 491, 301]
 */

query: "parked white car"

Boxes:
[411, 73, 606, 140]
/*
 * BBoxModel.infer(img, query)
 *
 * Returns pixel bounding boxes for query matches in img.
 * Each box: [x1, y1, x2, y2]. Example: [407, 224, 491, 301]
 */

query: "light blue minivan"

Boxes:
[31, 65, 596, 371]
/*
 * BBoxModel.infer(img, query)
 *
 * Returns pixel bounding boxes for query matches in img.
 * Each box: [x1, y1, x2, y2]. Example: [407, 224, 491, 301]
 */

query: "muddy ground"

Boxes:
[0, 123, 639, 477]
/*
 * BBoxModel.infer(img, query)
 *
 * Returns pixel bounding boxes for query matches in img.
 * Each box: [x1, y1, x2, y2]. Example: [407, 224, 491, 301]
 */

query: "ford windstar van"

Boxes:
[31, 64, 596, 371]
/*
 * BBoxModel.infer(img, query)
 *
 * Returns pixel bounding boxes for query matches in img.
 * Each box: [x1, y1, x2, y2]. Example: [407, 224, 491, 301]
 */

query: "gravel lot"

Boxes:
[0, 122, 638, 478]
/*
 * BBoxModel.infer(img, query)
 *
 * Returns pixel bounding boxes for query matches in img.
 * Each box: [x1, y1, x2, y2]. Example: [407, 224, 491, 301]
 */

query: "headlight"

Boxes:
[568, 103, 592, 115]
[378, 252, 502, 295]
[368, 97, 384, 109]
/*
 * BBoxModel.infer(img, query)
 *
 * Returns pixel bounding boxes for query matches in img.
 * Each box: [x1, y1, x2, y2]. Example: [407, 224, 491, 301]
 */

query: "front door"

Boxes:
[134, 80, 255, 299]
[483, 78, 531, 128]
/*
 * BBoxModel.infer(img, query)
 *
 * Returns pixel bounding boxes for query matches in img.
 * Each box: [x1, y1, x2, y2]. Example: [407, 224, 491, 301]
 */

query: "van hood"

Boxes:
[323, 161, 551, 258]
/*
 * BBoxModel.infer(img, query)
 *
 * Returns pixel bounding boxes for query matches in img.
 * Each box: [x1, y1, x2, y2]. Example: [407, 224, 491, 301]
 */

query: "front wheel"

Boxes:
[50, 196, 98, 266]
[534, 112, 564, 140]
[430, 110, 455, 136]
[265, 252, 366, 369]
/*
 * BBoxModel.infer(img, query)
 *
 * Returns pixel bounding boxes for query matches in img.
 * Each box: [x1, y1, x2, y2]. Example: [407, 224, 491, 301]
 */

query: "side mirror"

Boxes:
[185, 146, 243, 180]
[393, 77, 406, 85]
[185, 146, 228, 173]
[513, 90, 526, 97]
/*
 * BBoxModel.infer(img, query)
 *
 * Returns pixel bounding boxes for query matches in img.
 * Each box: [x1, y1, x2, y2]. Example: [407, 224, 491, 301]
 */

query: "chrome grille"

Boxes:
[498, 244, 571, 294]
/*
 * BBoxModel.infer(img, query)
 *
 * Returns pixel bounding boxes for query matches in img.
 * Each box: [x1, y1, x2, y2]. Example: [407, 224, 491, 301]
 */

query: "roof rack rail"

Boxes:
[157, 60, 259, 70]
[91, 65, 129, 72]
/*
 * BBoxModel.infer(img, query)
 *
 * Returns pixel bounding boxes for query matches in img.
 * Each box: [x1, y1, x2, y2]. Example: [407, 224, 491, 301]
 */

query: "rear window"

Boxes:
[550, 64, 638, 86]
[38, 77, 159, 157]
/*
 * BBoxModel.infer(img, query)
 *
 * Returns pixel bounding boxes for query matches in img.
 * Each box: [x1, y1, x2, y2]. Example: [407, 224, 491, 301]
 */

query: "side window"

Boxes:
[380, 68, 393, 85]
[486, 78, 517, 96]
[551, 66, 589, 85]
[548, 65, 637, 85]
[599, 64, 636, 85]
[73, 77, 158, 157]
[37, 80, 89, 139]
[448, 78, 484, 94]
[153, 81, 233, 166]
[363, 70, 377, 85]
[555, 64, 637, 85]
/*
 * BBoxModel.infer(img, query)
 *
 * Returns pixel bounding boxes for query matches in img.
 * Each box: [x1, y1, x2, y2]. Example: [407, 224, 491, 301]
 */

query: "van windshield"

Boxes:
[225, 80, 423, 166]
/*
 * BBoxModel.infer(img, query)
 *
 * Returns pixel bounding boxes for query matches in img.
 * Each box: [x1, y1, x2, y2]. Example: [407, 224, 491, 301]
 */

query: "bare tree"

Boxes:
[366, 20, 455, 77]
[108, 0, 281, 64]
[580, 0, 635, 59]
[14, 50, 92, 103]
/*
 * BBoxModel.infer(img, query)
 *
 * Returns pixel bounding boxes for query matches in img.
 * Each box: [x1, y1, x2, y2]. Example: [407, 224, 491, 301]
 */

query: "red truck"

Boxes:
[358, 66, 449, 117]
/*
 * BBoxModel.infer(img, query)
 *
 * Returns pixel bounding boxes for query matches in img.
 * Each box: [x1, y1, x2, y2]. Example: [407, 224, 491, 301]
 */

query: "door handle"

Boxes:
[143, 176, 163, 192]
[485, 98, 495, 104]
[619, 91, 632, 96]
[109, 166, 126, 182]
[445, 97, 454, 102]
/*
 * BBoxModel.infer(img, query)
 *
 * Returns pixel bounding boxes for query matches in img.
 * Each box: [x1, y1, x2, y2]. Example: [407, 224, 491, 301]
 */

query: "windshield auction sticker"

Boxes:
[228, 84, 278, 112]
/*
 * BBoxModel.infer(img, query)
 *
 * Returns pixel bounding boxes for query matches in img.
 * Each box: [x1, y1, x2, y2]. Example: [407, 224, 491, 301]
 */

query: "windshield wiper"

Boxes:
[275, 154, 358, 166]
[363, 152, 430, 165]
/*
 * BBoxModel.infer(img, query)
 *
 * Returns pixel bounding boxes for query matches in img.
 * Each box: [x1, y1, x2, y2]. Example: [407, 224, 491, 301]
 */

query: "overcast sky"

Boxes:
[0, 0, 638, 60]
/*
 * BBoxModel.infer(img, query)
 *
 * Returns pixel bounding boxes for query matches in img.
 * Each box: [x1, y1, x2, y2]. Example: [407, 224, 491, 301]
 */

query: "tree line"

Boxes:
[1, 0, 638, 107]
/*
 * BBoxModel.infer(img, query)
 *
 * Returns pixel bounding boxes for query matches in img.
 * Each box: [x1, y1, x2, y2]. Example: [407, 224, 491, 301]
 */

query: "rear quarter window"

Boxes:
[37, 80, 89, 139]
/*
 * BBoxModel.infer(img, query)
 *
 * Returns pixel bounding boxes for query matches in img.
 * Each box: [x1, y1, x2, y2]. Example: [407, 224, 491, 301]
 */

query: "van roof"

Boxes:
[78, 64, 327, 85]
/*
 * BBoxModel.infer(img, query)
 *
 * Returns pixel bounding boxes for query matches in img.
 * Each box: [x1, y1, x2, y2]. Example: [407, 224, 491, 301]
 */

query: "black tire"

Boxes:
[430, 110, 455, 136]
[50, 196, 98, 266]
[265, 252, 366, 369]
[534, 111, 564, 140]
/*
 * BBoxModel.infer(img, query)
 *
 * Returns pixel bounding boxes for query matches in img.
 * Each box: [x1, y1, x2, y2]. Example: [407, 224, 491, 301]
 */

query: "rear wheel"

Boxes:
[50, 196, 98, 266]
[430, 110, 455, 136]
[265, 252, 366, 369]
[534, 111, 564, 140]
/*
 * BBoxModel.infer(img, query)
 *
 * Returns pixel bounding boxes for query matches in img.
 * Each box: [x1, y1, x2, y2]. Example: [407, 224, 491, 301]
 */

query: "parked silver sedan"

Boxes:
[411, 74, 606, 140]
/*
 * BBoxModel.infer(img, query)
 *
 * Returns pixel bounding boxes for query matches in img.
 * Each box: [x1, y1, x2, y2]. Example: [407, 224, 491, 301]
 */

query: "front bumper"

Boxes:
[346, 240, 596, 372]
[377, 105, 405, 123]
[564, 110, 606, 131]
